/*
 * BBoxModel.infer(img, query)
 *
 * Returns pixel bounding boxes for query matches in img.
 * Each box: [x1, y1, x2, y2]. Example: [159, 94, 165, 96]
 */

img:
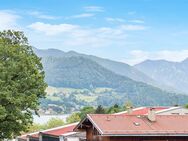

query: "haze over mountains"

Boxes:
[33, 48, 188, 110]
[135, 59, 188, 94]
[34, 48, 156, 86]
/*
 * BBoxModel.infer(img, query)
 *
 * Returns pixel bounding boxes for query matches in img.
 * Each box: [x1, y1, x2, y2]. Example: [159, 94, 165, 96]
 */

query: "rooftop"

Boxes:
[115, 106, 168, 115]
[17, 106, 173, 140]
[75, 114, 188, 136]
[18, 122, 78, 140]
[40, 123, 77, 136]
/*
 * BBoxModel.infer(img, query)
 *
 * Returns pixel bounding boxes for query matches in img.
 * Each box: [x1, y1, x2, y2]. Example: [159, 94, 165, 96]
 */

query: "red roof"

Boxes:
[41, 124, 77, 136]
[82, 114, 188, 136]
[18, 132, 39, 140]
[17, 106, 169, 139]
[115, 107, 168, 115]
[18, 123, 78, 140]
[29, 133, 39, 138]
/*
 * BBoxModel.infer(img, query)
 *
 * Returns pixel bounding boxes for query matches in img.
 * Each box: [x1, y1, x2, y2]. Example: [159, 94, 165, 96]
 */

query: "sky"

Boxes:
[0, 0, 188, 65]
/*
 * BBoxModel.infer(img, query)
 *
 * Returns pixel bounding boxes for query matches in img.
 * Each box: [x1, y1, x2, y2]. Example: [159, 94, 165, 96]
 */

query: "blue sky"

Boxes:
[0, 0, 188, 64]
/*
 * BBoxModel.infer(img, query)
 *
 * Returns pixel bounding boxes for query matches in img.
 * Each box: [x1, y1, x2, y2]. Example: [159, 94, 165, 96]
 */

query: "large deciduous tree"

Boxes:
[0, 30, 47, 139]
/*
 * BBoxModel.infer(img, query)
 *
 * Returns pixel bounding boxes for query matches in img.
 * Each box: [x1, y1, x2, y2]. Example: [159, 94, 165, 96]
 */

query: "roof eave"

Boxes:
[73, 114, 103, 135]
[101, 133, 188, 137]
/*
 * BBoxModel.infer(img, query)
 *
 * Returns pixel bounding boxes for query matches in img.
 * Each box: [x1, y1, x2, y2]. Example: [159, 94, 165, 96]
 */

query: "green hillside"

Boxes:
[40, 56, 188, 113]
[35, 48, 156, 86]
[42, 56, 138, 88]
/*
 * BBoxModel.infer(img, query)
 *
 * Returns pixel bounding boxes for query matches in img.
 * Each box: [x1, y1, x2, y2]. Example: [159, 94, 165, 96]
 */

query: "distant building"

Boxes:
[39, 123, 85, 141]
[115, 106, 168, 115]
[74, 109, 188, 141]
[17, 123, 85, 141]
[156, 106, 188, 115]
[115, 106, 188, 115]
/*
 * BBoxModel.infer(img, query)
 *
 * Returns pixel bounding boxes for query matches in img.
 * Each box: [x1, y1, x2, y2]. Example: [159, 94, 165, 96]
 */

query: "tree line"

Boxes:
[29, 103, 128, 132]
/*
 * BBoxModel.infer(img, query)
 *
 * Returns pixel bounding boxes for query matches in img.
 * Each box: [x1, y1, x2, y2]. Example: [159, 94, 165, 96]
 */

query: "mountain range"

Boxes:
[33, 48, 188, 110]
[34, 48, 158, 86]
[135, 59, 188, 94]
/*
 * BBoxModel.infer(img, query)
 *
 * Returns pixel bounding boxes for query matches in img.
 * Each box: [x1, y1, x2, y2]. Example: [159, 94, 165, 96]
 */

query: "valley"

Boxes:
[34, 48, 188, 114]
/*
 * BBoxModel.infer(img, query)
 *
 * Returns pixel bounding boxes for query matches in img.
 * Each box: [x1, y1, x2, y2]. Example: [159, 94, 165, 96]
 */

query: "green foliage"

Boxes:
[28, 123, 46, 133]
[185, 104, 188, 109]
[65, 106, 96, 123]
[67, 104, 125, 124]
[106, 104, 122, 114]
[95, 105, 105, 114]
[66, 113, 81, 123]
[42, 85, 188, 114]
[0, 30, 47, 139]
[79, 106, 95, 119]
[125, 101, 133, 109]
[30, 104, 124, 132]
[28, 118, 64, 133]
[46, 118, 65, 129]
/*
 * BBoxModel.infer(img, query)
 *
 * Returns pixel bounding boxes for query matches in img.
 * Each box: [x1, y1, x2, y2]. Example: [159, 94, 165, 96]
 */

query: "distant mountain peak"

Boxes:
[135, 57, 188, 94]
[182, 57, 188, 63]
[33, 47, 65, 57]
[67, 50, 78, 54]
[136, 59, 178, 66]
[33, 47, 162, 89]
[66, 50, 81, 56]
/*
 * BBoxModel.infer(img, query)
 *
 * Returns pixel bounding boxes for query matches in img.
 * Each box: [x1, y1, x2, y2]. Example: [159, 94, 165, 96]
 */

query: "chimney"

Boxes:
[127, 106, 133, 114]
[106, 116, 111, 121]
[148, 108, 156, 122]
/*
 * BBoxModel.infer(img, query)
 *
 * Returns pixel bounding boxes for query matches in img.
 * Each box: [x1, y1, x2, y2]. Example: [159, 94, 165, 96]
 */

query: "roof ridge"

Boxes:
[156, 106, 182, 114]
[114, 107, 145, 115]
[41, 122, 78, 133]
[89, 114, 188, 117]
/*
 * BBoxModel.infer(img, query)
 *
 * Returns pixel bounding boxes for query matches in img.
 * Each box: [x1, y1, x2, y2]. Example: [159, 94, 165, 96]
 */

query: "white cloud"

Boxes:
[129, 19, 145, 24]
[120, 24, 146, 31]
[0, 10, 20, 30]
[105, 17, 125, 23]
[28, 22, 146, 36]
[28, 22, 79, 35]
[128, 11, 136, 15]
[84, 6, 104, 12]
[28, 22, 142, 48]
[67, 13, 95, 19]
[29, 11, 59, 20]
[124, 50, 188, 65]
